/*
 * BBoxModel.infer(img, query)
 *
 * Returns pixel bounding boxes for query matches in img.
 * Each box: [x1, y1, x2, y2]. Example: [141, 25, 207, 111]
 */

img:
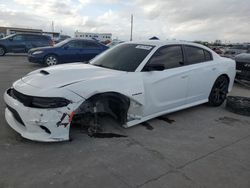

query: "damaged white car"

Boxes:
[4, 41, 236, 142]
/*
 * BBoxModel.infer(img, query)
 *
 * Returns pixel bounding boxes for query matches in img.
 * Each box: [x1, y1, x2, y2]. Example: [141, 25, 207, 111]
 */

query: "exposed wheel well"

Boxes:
[75, 92, 130, 125]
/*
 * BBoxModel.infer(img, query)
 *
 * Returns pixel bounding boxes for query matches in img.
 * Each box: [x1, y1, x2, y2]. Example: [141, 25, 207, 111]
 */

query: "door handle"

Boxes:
[181, 75, 188, 79]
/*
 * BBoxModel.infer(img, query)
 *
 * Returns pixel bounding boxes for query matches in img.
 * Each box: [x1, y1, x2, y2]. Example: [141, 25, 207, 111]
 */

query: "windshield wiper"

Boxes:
[92, 64, 107, 68]
[82, 60, 89, 64]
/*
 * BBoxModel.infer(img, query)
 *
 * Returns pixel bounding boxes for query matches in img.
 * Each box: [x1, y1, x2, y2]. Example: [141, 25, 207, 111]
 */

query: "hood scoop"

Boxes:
[40, 70, 50, 75]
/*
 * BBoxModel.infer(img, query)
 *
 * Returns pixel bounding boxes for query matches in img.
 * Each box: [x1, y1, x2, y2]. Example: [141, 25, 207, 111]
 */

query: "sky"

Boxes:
[0, 0, 250, 43]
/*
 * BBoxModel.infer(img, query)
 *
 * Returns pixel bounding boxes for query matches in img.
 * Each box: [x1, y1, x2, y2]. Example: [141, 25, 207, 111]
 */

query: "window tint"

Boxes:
[84, 41, 100, 48]
[147, 45, 183, 69]
[184, 46, 205, 64]
[67, 41, 82, 48]
[91, 44, 154, 72]
[204, 50, 212, 61]
[12, 35, 24, 41]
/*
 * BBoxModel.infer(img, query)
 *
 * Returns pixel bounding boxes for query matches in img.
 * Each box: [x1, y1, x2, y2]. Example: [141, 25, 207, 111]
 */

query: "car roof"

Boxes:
[128, 40, 217, 54]
[125, 40, 221, 59]
[127, 40, 205, 48]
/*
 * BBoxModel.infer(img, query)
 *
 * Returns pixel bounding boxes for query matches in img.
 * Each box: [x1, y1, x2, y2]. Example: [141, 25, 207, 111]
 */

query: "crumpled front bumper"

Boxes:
[4, 89, 84, 142]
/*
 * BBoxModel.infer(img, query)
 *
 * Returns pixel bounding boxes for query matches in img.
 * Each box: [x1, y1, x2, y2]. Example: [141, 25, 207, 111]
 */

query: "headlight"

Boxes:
[32, 50, 44, 55]
[9, 88, 71, 108]
[31, 97, 71, 108]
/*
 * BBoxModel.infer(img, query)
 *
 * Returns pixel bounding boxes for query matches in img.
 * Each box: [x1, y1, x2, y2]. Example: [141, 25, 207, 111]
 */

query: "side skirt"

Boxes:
[124, 99, 208, 128]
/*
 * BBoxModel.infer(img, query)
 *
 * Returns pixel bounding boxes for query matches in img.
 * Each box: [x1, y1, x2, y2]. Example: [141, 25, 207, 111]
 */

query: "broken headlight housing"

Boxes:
[31, 97, 71, 108]
[8, 88, 71, 108]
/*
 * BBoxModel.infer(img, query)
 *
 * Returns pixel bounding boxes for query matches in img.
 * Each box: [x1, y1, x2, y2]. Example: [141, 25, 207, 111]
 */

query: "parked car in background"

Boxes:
[211, 47, 223, 55]
[235, 53, 250, 81]
[106, 40, 124, 48]
[4, 41, 235, 142]
[54, 35, 71, 44]
[28, 38, 108, 66]
[222, 44, 250, 59]
[0, 34, 53, 56]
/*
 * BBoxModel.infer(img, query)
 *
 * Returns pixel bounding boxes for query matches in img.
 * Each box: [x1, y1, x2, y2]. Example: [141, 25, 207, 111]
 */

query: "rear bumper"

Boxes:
[4, 89, 83, 142]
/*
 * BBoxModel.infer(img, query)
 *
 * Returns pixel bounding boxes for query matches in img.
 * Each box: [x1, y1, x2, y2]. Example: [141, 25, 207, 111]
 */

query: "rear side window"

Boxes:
[83, 41, 100, 49]
[24, 35, 38, 40]
[147, 45, 184, 69]
[184, 45, 213, 64]
[23, 35, 49, 41]
[204, 50, 212, 61]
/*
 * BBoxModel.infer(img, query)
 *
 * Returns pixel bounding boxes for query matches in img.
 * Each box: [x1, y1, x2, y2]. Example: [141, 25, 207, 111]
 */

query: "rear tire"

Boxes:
[44, 54, 58, 66]
[208, 76, 229, 106]
[0, 46, 6, 56]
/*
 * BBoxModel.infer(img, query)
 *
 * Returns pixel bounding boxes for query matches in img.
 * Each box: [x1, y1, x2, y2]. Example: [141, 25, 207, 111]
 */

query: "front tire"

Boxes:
[208, 76, 229, 106]
[45, 55, 58, 66]
[0, 46, 6, 56]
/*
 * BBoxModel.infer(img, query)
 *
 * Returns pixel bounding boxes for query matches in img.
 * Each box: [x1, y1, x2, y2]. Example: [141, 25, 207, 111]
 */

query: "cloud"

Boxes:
[135, 0, 250, 42]
[0, 0, 250, 42]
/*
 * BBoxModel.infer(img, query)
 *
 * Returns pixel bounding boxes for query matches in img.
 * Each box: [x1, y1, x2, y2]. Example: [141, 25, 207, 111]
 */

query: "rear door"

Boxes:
[183, 45, 217, 103]
[142, 45, 189, 116]
[33, 36, 51, 48]
[23, 35, 35, 50]
[79, 41, 103, 62]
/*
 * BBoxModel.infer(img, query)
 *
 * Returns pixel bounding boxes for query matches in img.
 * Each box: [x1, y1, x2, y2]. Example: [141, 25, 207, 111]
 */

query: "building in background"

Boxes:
[0, 26, 60, 40]
[75, 31, 112, 43]
[0, 26, 42, 38]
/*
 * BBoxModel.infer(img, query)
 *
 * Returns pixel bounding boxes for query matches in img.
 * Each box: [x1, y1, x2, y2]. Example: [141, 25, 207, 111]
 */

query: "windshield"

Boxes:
[2, 34, 15, 39]
[54, 38, 71, 47]
[90, 43, 154, 72]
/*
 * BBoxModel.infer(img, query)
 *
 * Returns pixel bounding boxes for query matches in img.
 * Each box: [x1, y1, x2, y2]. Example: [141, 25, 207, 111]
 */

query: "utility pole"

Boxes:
[52, 21, 54, 33]
[130, 14, 133, 41]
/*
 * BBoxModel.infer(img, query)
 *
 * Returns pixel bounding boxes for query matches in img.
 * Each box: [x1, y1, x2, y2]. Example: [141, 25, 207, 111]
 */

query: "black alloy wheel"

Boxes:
[208, 76, 229, 106]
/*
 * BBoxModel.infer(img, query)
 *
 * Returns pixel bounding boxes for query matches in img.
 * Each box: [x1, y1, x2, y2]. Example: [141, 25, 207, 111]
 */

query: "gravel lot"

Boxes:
[0, 54, 249, 188]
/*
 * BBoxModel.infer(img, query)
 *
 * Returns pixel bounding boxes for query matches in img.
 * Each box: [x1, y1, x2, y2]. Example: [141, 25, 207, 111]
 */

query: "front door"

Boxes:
[141, 45, 189, 116]
[9, 34, 26, 53]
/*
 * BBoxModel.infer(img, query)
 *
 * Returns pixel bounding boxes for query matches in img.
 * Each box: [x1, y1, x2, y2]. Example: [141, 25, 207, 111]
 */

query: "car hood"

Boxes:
[21, 63, 125, 89]
[29, 46, 54, 52]
[235, 53, 250, 63]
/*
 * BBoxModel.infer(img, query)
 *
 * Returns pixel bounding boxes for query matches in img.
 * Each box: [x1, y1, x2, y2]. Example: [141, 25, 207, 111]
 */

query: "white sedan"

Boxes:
[4, 41, 236, 142]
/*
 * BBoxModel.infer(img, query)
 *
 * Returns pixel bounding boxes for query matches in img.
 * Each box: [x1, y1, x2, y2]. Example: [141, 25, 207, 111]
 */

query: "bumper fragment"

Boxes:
[4, 90, 83, 142]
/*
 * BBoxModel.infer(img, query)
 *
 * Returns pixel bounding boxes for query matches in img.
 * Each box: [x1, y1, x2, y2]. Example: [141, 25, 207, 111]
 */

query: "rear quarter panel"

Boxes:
[216, 57, 236, 92]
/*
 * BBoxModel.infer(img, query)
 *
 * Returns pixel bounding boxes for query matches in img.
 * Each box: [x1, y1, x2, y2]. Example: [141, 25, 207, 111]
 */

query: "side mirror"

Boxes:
[143, 64, 165, 71]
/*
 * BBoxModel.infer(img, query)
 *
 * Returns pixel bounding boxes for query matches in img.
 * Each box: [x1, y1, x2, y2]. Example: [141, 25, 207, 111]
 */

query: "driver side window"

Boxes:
[147, 45, 184, 70]
[12, 35, 24, 41]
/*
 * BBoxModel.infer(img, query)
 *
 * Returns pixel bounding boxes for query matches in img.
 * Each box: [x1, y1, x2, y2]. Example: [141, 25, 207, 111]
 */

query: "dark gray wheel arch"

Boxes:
[74, 92, 130, 125]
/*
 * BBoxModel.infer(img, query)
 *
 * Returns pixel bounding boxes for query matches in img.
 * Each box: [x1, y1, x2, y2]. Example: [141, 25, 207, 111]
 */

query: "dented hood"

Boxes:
[21, 63, 125, 89]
